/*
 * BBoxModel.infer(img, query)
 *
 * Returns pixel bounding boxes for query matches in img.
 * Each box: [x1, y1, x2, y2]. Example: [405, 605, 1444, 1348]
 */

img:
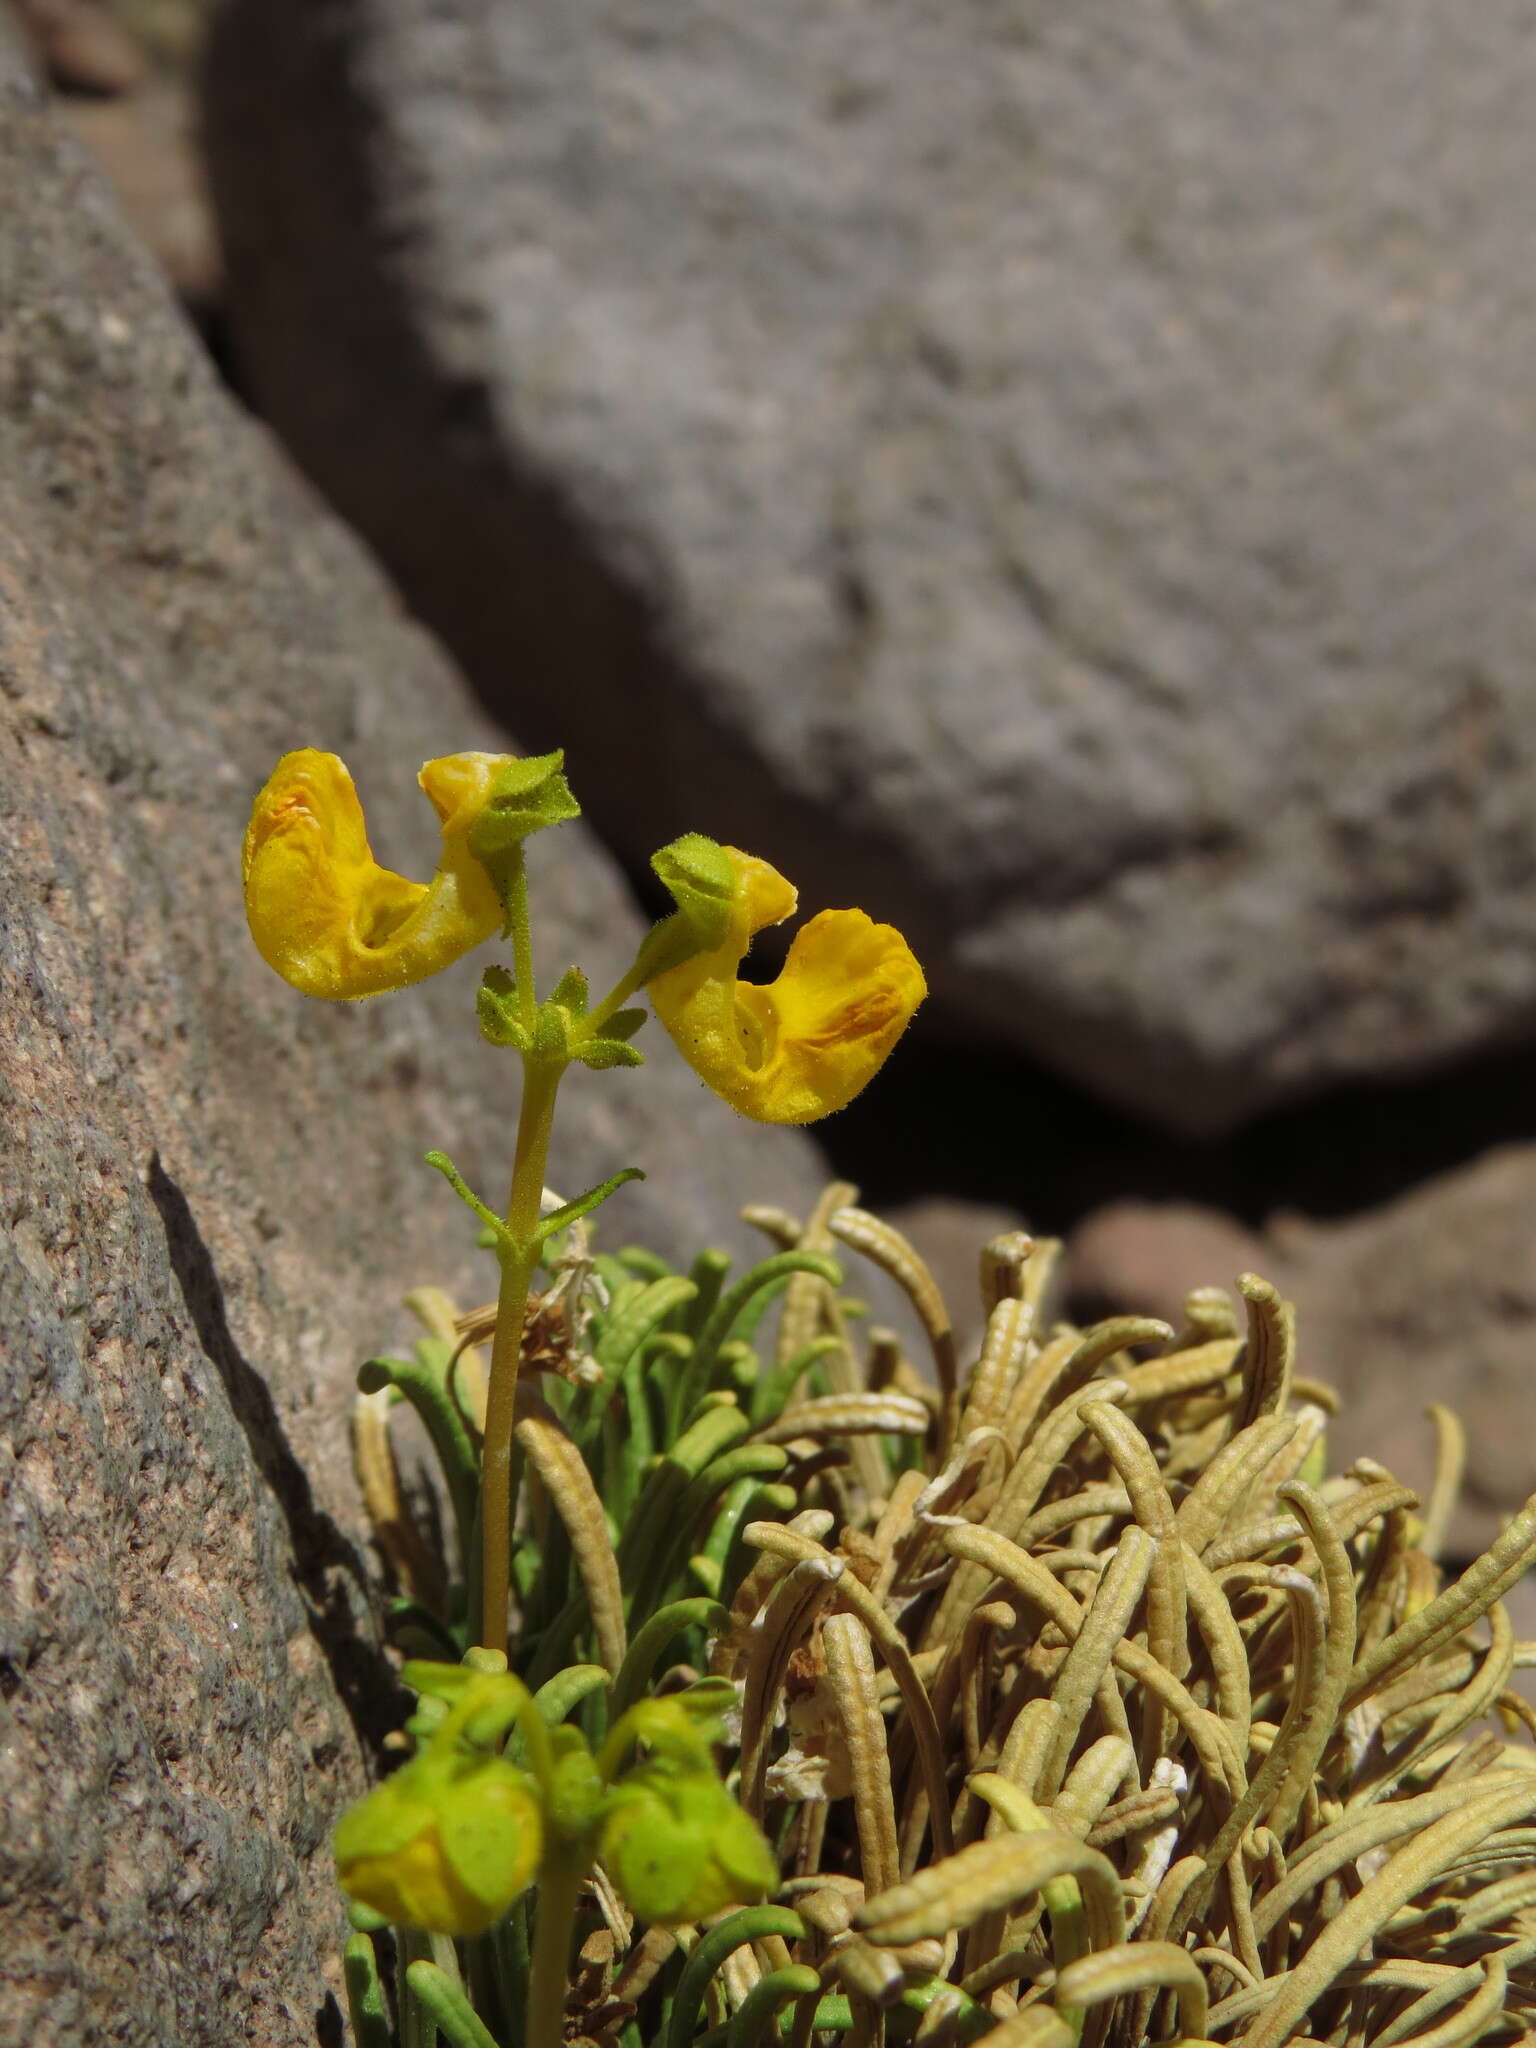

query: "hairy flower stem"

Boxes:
[525, 1840, 587, 2048]
[478, 853, 567, 1652]
[506, 848, 538, 1035]
[479, 1054, 562, 1653]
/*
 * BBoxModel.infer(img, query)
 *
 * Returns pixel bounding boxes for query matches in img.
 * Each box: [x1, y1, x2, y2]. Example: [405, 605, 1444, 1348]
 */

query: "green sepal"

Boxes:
[602, 1007, 648, 1042]
[532, 997, 575, 1059]
[653, 834, 735, 939]
[549, 965, 590, 1011]
[402, 1655, 509, 1698]
[573, 1036, 645, 1072]
[437, 1774, 543, 1906]
[536, 1167, 645, 1243]
[632, 834, 736, 983]
[467, 751, 581, 869]
[400, 1661, 542, 1759]
[476, 966, 531, 1050]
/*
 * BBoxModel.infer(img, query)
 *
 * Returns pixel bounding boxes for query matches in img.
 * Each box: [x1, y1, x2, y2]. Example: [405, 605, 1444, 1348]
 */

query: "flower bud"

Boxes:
[335, 1751, 543, 1936]
[601, 1759, 777, 1926]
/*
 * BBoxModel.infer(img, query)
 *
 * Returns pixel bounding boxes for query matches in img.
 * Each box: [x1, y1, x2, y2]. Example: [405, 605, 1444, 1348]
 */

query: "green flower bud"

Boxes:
[600, 1758, 777, 1927]
[335, 1750, 543, 1936]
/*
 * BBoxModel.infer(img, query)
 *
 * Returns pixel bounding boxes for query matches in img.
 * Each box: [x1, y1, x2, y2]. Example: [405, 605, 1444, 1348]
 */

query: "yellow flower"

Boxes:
[334, 1754, 543, 1936]
[647, 848, 925, 1124]
[243, 749, 508, 999]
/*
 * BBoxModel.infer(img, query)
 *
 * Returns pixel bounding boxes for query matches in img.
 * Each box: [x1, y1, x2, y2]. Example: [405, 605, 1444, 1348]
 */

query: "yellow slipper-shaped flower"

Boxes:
[243, 749, 508, 999]
[648, 848, 925, 1125]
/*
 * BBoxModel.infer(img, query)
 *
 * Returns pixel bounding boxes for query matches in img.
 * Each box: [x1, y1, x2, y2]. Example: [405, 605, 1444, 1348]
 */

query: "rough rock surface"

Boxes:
[204, 0, 1536, 1134]
[1065, 1147, 1536, 1558]
[0, 48, 821, 2046]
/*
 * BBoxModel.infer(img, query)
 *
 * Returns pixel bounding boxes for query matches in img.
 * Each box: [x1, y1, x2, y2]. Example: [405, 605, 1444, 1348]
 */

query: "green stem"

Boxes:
[579, 956, 648, 1038]
[726, 1966, 821, 2048]
[506, 848, 537, 1030]
[509, 1057, 562, 1242]
[478, 1051, 564, 1653]
[525, 1844, 587, 2048]
[665, 1908, 809, 2048]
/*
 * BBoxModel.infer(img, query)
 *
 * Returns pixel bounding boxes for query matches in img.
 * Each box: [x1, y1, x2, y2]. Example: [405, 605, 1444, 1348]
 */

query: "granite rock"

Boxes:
[0, 45, 821, 2045]
[205, 0, 1536, 1134]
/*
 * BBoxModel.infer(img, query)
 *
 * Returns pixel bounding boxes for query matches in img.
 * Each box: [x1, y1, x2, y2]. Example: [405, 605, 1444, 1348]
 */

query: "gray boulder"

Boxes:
[204, 0, 1536, 1134]
[0, 45, 821, 2046]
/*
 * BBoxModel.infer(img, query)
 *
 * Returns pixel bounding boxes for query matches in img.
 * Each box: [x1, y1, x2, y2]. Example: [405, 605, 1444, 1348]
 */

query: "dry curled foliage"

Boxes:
[696, 1185, 1536, 2048]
